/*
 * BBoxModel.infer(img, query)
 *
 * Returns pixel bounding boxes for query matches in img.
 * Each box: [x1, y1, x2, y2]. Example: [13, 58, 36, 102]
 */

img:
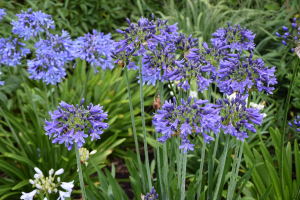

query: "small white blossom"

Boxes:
[170, 91, 174, 96]
[20, 189, 37, 200]
[61, 181, 74, 193]
[190, 91, 197, 98]
[90, 150, 97, 155]
[55, 168, 64, 175]
[34, 167, 43, 175]
[58, 191, 71, 200]
[29, 179, 35, 185]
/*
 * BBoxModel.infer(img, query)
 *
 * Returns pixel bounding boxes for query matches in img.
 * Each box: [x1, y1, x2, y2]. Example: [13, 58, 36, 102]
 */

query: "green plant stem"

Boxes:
[197, 139, 206, 198]
[43, 83, 50, 120]
[138, 63, 152, 190]
[280, 59, 299, 200]
[213, 133, 230, 200]
[227, 140, 241, 199]
[168, 80, 179, 103]
[159, 80, 169, 198]
[181, 153, 187, 200]
[75, 144, 86, 200]
[80, 66, 91, 100]
[177, 138, 182, 189]
[16, 92, 28, 129]
[212, 135, 219, 167]
[125, 68, 145, 191]
[156, 130, 163, 195]
[54, 84, 58, 107]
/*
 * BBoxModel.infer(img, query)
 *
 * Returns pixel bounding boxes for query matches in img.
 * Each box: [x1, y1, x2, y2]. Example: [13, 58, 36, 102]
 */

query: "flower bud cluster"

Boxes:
[288, 115, 300, 132]
[217, 53, 277, 95]
[21, 167, 74, 200]
[78, 148, 97, 166]
[44, 98, 108, 150]
[153, 96, 221, 153]
[216, 94, 263, 141]
[142, 187, 159, 200]
[276, 17, 299, 53]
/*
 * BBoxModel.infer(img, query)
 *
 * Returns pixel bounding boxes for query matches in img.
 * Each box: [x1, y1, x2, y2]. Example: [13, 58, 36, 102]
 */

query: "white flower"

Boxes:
[57, 177, 61, 183]
[36, 184, 42, 189]
[55, 168, 64, 175]
[190, 91, 197, 98]
[250, 102, 265, 110]
[61, 181, 74, 193]
[90, 150, 97, 155]
[262, 113, 267, 118]
[34, 167, 43, 175]
[20, 189, 37, 200]
[49, 169, 54, 176]
[226, 93, 237, 101]
[58, 191, 71, 200]
[44, 197, 47, 200]
[170, 91, 174, 96]
[29, 179, 35, 185]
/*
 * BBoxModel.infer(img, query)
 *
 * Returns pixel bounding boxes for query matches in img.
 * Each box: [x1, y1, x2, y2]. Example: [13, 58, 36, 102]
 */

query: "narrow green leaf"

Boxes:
[12, 179, 29, 190]
[259, 184, 273, 200]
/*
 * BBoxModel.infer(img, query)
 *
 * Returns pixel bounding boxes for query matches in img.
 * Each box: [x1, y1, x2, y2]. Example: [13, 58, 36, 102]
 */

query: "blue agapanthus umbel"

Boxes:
[0, 8, 6, 22]
[216, 94, 263, 141]
[111, 14, 179, 72]
[28, 30, 74, 85]
[153, 96, 221, 153]
[143, 187, 159, 200]
[0, 37, 30, 67]
[72, 30, 114, 73]
[211, 21, 255, 52]
[276, 17, 300, 53]
[11, 8, 55, 40]
[217, 53, 277, 95]
[288, 115, 300, 132]
[44, 98, 108, 150]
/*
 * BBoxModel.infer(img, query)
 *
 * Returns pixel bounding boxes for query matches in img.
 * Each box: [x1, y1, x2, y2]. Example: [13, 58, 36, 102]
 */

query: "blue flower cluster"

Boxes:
[0, 8, 6, 22]
[216, 94, 263, 141]
[217, 53, 277, 95]
[28, 30, 74, 85]
[143, 187, 159, 200]
[0, 37, 30, 67]
[72, 30, 115, 73]
[276, 17, 299, 52]
[11, 8, 55, 40]
[288, 115, 300, 132]
[153, 97, 221, 153]
[44, 98, 108, 150]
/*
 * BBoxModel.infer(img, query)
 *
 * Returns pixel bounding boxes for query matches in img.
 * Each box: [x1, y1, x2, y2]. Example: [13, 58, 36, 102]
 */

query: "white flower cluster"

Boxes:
[20, 167, 74, 200]
[79, 148, 97, 166]
[249, 102, 267, 118]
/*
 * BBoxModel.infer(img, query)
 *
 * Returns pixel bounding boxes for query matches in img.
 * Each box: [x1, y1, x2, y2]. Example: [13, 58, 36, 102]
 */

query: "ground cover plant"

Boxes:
[1, 0, 300, 200]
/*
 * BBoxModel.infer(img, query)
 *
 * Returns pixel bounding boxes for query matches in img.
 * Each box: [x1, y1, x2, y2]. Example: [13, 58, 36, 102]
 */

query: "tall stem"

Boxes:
[196, 140, 206, 198]
[213, 133, 230, 200]
[280, 58, 299, 200]
[80, 66, 91, 100]
[227, 140, 241, 199]
[138, 62, 152, 190]
[125, 68, 145, 191]
[43, 83, 50, 119]
[180, 153, 187, 200]
[75, 144, 86, 200]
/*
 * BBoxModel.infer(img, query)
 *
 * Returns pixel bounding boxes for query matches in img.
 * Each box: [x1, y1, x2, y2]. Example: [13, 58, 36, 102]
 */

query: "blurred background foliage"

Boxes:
[1, 0, 300, 199]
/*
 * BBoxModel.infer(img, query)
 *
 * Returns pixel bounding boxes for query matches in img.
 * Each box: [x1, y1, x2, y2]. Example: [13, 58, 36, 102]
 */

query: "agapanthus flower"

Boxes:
[111, 14, 179, 72]
[21, 167, 74, 199]
[211, 21, 255, 52]
[0, 37, 30, 67]
[72, 30, 114, 73]
[44, 98, 108, 150]
[11, 8, 55, 40]
[217, 53, 277, 95]
[78, 147, 97, 166]
[153, 96, 221, 151]
[288, 115, 300, 132]
[216, 94, 264, 141]
[28, 30, 73, 85]
[276, 17, 300, 54]
[142, 187, 159, 200]
[0, 8, 6, 22]
[166, 59, 213, 92]
[0, 70, 4, 85]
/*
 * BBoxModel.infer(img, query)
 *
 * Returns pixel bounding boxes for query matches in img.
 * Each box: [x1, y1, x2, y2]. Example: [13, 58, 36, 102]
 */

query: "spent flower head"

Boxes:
[21, 167, 74, 200]
[72, 30, 115, 73]
[153, 96, 221, 152]
[44, 98, 108, 150]
[11, 8, 55, 40]
[78, 148, 96, 166]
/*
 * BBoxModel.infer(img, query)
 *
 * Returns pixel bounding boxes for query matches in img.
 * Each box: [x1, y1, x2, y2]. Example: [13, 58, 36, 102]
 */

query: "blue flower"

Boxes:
[143, 187, 159, 200]
[72, 30, 115, 73]
[28, 30, 73, 85]
[276, 19, 300, 52]
[179, 140, 195, 153]
[11, 8, 55, 40]
[0, 8, 6, 22]
[0, 70, 4, 86]
[153, 97, 221, 150]
[44, 98, 108, 150]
